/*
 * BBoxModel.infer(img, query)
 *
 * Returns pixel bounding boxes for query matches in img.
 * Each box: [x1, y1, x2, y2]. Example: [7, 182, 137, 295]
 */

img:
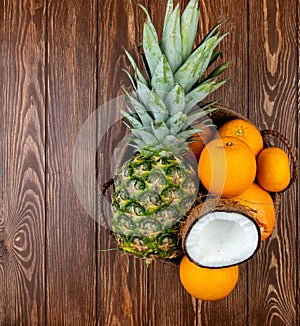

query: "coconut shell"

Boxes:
[180, 198, 261, 268]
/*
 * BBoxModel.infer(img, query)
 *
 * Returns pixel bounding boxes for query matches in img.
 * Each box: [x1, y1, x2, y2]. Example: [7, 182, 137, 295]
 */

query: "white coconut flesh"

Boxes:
[185, 212, 260, 268]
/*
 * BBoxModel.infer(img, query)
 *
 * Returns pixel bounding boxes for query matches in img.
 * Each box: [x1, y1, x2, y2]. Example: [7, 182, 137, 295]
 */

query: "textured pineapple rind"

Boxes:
[112, 153, 198, 259]
[114, 227, 182, 260]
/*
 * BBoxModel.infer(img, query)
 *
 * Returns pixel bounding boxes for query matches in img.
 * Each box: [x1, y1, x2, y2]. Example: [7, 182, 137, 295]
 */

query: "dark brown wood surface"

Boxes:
[0, 1, 46, 324]
[0, 0, 299, 325]
[46, 0, 97, 324]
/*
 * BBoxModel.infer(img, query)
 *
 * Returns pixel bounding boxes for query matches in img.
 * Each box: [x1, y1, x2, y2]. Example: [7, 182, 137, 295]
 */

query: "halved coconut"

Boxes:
[181, 199, 261, 268]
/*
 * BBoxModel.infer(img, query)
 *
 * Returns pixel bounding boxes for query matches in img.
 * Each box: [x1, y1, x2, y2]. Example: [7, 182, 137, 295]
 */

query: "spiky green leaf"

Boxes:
[136, 79, 151, 109]
[185, 110, 208, 127]
[121, 109, 143, 129]
[122, 69, 137, 91]
[151, 122, 170, 140]
[143, 22, 163, 76]
[181, 0, 199, 62]
[131, 129, 158, 145]
[123, 48, 148, 85]
[138, 4, 158, 40]
[186, 120, 215, 141]
[174, 36, 218, 92]
[123, 88, 153, 126]
[164, 84, 185, 115]
[148, 90, 169, 121]
[197, 101, 219, 111]
[184, 78, 228, 113]
[208, 50, 222, 68]
[201, 21, 227, 43]
[178, 127, 205, 140]
[184, 81, 215, 113]
[166, 112, 187, 134]
[160, 4, 182, 72]
[163, 135, 189, 154]
[128, 138, 147, 149]
[151, 55, 175, 99]
[163, 0, 174, 35]
[163, 135, 182, 147]
[205, 62, 230, 80]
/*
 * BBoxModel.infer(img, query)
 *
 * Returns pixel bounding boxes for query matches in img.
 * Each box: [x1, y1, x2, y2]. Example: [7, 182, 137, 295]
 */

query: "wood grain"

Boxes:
[147, 261, 196, 326]
[146, 2, 196, 325]
[0, 0, 298, 324]
[194, 1, 250, 325]
[0, 0, 46, 324]
[97, 1, 149, 325]
[46, 0, 97, 324]
[197, 0, 249, 115]
[248, 0, 298, 325]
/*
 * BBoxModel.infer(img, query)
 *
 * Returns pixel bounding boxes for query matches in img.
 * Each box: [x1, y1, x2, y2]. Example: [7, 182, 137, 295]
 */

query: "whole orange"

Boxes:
[198, 136, 256, 196]
[233, 183, 276, 240]
[179, 255, 239, 301]
[257, 147, 291, 192]
[218, 119, 264, 156]
[189, 125, 216, 160]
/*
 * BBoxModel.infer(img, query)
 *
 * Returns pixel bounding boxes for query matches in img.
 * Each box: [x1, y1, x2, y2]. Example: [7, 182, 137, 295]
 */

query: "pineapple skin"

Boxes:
[112, 153, 198, 259]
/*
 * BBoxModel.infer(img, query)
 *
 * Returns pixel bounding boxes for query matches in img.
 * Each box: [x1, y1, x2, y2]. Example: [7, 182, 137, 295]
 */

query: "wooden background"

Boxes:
[0, 0, 298, 325]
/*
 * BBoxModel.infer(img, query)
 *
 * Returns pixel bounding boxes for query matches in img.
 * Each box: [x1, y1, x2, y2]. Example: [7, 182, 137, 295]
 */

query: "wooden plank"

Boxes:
[46, 0, 97, 324]
[145, 1, 196, 325]
[197, 1, 249, 324]
[248, 0, 298, 325]
[0, 0, 46, 324]
[197, 0, 249, 115]
[97, 0, 149, 325]
[147, 261, 196, 326]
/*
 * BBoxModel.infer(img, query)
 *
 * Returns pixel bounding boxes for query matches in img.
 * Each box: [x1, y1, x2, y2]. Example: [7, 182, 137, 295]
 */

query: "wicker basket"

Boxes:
[211, 106, 298, 214]
[101, 106, 298, 267]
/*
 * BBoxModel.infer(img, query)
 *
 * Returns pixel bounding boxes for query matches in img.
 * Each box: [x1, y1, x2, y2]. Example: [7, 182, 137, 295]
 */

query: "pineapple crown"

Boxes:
[122, 0, 229, 157]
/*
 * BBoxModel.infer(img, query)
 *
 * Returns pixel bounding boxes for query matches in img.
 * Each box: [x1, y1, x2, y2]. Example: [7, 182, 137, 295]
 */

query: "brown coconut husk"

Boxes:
[180, 198, 259, 239]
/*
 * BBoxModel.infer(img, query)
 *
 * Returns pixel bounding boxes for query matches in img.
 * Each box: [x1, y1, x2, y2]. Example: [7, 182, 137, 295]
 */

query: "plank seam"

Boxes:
[95, 0, 100, 324]
[44, 0, 49, 324]
[296, 0, 299, 324]
[246, 0, 250, 324]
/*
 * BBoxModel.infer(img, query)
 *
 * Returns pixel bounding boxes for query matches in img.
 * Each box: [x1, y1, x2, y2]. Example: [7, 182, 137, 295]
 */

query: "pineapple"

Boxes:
[111, 0, 229, 261]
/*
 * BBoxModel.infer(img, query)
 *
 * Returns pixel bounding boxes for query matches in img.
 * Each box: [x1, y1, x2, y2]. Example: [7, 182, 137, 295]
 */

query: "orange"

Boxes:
[233, 183, 276, 240]
[198, 136, 256, 196]
[189, 125, 216, 160]
[257, 147, 290, 192]
[218, 119, 264, 156]
[179, 256, 239, 301]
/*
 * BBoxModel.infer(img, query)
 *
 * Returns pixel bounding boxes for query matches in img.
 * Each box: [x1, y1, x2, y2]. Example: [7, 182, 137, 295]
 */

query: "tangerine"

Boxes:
[257, 147, 290, 192]
[179, 256, 239, 301]
[233, 183, 276, 240]
[198, 137, 256, 196]
[218, 119, 263, 156]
